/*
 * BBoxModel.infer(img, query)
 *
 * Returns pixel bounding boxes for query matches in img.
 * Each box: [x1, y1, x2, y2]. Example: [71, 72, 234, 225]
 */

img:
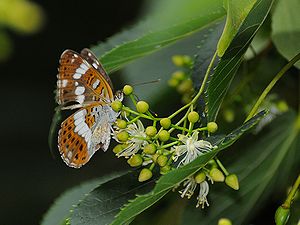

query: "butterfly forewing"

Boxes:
[57, 50, 114, 106]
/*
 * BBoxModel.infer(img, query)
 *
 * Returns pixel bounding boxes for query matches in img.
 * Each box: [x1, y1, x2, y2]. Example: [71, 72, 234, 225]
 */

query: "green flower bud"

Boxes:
[116, 131, 129, 142]
[127, 154, 143, 167]
[207, 122, 218, 133]
[143, 144, 157, 155]
[182, 55, 192, 65]
[277, 100, 289, 112]
[177, 79, 193, 94]
[218, 218, 232, 225]
[225, 174, 239, 190]
[223, 109, 235, 123]
[207, 159, 218, 168]
[160, 118, 171, 129]
[111, 100, 123, 112]
[152, 153, 159, 163]
[172, 55, 185, 67]
[136, 101, 149, 113]
[275, 206, 290, 225]
[116, 119, 127, 129]
[194, 171, 206, 184]
[168, 78, 180, 87]
[138, 168, 153, 182]
[121, 109, 130, 118]
[188, 111, 199, 123]
[160, 165, 171, 174]
[210, 168, 225, 182]
[123, 85, 133, 95]
[158, 130, 170, 142]
[172, 71, 186, 81]
[145, 126, 157, 137]
[113, 144, 125, 154]
[182, 93, 192, 104]
[157, 155, 168, 167]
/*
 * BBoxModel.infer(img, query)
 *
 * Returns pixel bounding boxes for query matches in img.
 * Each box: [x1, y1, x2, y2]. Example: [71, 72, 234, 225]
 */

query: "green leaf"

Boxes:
[271, 0, 300, 69]
[217, 0, 257, 57]
[180, 111, 300, 225]
[207, 0, 274, 122]
[70, 171, 155, 225]
[111, 111, 266, 225]
[48, 108, 62, 152]
[41, 173, 125, 225]
[98, 15, 225, 73]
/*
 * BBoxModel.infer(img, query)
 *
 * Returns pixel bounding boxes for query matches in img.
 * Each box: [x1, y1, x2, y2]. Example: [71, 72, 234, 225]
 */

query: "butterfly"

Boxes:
[56, 48, 122, 168]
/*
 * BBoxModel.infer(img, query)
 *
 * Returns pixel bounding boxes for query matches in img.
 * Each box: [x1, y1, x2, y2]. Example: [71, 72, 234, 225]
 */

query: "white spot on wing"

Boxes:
[76, 95, 85, 104]
[92, 79, 100, 89]
[92, 62, 98, 68]
[76, 68, 86, 74]
[80, 63, 89, 71]
[74, 109, 87, 120]
[75, 86, 85, 95]
[73, 73, 81, 79]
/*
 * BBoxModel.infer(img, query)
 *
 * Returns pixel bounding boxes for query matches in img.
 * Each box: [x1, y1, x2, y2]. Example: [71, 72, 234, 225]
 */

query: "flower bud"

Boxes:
[188, 111, 199, 123]
[116, 131, 129, 142]
[218, 218, 232, 225]
[138, 168, 153, 182]
[116, 119, 127, 129]
[194, 171, 206, 184]
[113, 144, 125, 154]
[160, 165, 171, 174]
[157, 155, 168, 167]
[152, 153, 159, 163]
[158, 130, 170, 142]
[127, 154, 143, 167]
[168, 78, 180, 87]
[177, 79, 193, 94]
[111, 100, 122, 112]
[123, 85, 133, 95]
[277, 100, 289, 112]
[275, 206, 290, 225]
[225, 174, 239, 190]
[160, 118, 171, 129]
[223, 109, 235, 123]
[207, 159, 218, 168]
[172, 71, 186, 81]
[121, 109, 130, 117]
[207, 122, 218, 133]
[136, 101, 149, 113]
[210, 168, 225, 182]
[145, 126, 157, 137]
[143, 144, 156, 155]
[172, 55, 185, 67]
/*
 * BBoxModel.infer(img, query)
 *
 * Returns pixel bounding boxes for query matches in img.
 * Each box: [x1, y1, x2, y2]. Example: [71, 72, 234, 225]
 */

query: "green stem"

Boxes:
[159, 141, 179, 150]
[215, 158, 229, 176]
[168, 51, 217, 119]
[245, 52, 300, 122]
[282, 174, 300, 208]
[122, 107, 159, 121]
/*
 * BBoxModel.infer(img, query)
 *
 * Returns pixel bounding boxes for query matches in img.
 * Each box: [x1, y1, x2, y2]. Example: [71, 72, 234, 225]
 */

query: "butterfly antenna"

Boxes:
[131, 79, 161, 87]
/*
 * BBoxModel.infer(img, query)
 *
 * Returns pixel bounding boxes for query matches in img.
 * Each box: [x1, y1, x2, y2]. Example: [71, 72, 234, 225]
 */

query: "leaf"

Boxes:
[41, 173, 125, 225]
[180, 111, 300, 225]
[207, 0, 274, 122]
[98, 15, 225, 73]
[217, 0, 257, 57]
[70, 171, 156, 225]
[48, 108, 62, 152]
[271, 0, 300, 69]
[111, 111, 266, 225]
[191, 21, 225, 90]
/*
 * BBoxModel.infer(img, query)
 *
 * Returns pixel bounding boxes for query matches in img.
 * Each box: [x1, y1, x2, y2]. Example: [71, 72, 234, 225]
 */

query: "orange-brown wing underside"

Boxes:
[56, 50, 114, 106]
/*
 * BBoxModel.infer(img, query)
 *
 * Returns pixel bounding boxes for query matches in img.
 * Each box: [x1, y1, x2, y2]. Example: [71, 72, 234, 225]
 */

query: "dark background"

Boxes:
[0, 1, 144, 224]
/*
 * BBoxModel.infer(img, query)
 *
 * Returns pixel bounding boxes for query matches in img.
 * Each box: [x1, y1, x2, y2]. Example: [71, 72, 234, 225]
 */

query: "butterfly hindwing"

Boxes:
[57, 50, 114, 106]
[58, 103, 113, 168]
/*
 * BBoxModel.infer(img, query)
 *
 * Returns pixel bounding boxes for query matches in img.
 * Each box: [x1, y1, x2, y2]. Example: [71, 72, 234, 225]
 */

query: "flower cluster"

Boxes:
[108, 55, 239, 208]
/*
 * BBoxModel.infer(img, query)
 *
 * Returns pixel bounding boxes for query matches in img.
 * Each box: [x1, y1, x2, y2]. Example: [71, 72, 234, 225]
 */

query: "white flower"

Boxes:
[196, 181, 209, 208]
[115, 120, 148, 158]
[178, 177, 210, 208]
[173, 131, 214, 167]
